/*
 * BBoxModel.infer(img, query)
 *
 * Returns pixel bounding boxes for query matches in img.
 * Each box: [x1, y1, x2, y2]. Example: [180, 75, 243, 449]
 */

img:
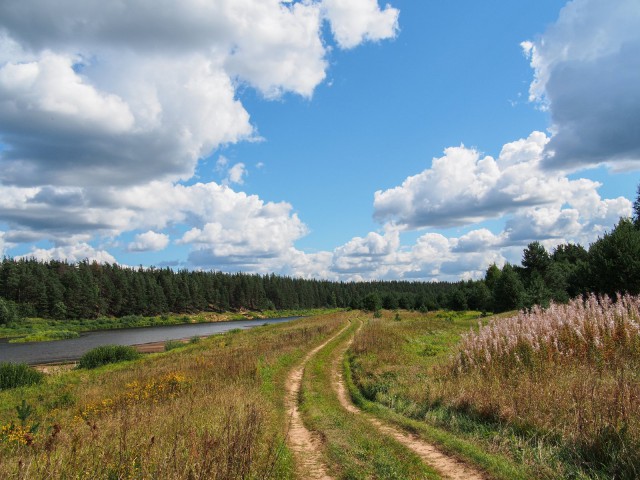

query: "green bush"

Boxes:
[164, 340, 184, 352]
[0, 362, 44, 390]
[78, 345, 141, 369]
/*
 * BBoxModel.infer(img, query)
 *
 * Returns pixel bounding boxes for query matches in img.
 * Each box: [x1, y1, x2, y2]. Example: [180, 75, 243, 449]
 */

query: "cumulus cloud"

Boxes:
[0, 181, 308, 260]
[0, 0, 399, 188]
[128, 231, 170, 252]
[322, 0, 399, 49]
[18, 243, 117, 264]
[331, 230, 400, 274]
[374, 132, 632, 231]
[375, 132, 548, 228]
[223, 163, 247, 186]
[523, 0, 640, 170]
[0, 0, 405, 273]
[323, 229, 507, 282]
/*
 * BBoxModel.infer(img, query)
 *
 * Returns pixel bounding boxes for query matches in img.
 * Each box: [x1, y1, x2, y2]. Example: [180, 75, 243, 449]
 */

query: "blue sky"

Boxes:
[0, 0, 639, 281]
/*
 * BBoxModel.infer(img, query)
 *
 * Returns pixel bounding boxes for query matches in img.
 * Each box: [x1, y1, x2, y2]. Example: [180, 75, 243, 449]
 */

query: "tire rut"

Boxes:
[333, 319, 488, 480]
[284, 319, 351, 480]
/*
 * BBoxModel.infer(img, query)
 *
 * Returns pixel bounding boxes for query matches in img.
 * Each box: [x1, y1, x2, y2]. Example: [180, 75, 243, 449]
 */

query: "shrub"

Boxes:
[0, 362, 44, 390]
[164, 340, 184, 352]
[78, 345, 141, 369]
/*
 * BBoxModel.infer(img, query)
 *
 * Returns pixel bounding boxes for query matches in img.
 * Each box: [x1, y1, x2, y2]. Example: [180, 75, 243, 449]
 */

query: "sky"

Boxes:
[0, 0, 639, 281]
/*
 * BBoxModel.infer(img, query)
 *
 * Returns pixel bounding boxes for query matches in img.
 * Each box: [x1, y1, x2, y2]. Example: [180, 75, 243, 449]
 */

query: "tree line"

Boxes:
[485, 183, 640, 312]
[2, 185, 639, 323]
[0, 259, 474, 323]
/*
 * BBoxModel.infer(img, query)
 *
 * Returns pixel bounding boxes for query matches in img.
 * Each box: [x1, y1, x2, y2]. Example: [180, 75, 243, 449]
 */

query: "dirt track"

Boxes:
[284, 320, 351, 480]
[285, 315, 487, 480]
[332, 319, 487, 480]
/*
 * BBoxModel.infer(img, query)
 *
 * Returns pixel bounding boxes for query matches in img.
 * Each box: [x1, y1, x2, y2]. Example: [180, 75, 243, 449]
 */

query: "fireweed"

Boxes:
[454, 294, 640, 373]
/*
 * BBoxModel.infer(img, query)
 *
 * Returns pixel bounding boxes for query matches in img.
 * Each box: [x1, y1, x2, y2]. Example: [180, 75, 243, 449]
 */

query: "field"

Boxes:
[0, 313, 343, 478]
[1, 303, 638, 479]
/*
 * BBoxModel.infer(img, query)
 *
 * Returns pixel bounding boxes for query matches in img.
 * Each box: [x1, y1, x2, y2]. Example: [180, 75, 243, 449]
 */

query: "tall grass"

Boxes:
[454, 294, 640, 373]
[0, 363, 44, 390]
[447, 295, 640, 478]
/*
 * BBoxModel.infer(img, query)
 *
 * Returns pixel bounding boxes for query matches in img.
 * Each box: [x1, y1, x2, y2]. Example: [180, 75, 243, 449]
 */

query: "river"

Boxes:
[0, 317, 299, 365]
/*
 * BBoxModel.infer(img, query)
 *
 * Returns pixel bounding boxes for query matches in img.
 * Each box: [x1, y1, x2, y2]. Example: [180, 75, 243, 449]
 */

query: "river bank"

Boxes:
[0, 316, 302, 365]
[0, 308, 340, 342]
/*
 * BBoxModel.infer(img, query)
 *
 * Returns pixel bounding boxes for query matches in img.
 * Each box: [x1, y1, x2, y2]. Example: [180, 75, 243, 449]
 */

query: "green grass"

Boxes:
[0, 362, 44, 390]
[8, 330, 79, 343]
[77, 345, 141, 369]
[343, 349, 528, 480]
[163, 339, 185, 351]
[300, 315, 441, 479]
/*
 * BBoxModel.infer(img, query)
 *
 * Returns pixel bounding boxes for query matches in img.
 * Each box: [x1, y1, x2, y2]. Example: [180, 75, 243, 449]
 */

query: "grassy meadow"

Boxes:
[347, 301, 640, 479]
[2, 301, 638, 479]
[0, 313, 344, 479]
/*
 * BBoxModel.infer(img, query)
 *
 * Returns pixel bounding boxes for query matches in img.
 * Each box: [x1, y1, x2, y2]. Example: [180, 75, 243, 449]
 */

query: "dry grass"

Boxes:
[444, 295, 640, 478]
[0, 314, 344, 479]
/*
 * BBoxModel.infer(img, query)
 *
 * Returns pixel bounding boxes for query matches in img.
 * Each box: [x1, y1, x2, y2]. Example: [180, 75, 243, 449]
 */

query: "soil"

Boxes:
[284, 320, 351, 480]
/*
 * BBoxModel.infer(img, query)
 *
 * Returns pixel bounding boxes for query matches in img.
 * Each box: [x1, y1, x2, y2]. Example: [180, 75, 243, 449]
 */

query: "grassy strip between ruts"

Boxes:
[343, 353, 528, 480]
[0, 308, 342, 341]
[0, 313, 345, 479]
[299, 314, 441, 480]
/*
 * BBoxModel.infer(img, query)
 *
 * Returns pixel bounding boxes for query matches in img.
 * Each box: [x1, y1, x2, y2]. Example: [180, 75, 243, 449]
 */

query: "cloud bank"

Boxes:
[523, 0, 640, 170]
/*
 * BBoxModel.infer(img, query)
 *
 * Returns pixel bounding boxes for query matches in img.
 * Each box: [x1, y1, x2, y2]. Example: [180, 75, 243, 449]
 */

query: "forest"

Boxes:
[1, 186, 639, 323]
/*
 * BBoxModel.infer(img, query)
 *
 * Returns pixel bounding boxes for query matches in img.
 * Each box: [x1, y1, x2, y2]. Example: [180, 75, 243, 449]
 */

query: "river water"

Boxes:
[0, 317, 299, 365]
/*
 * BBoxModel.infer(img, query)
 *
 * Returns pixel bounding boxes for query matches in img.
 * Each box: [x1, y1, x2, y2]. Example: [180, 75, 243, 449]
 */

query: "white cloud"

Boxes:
[18, 243, 117, 264]
[215, 156, 229, 172]
[223, 163, 247, 186]
[331, 230, 400, 274]
[0, 0, 407, 277]
[452, 229, 505, 253]
[523, 0, 640, 170]
[322, 0, 399, 49]
[0, 52, 134, 133]
[128, 231, 170, 252]
[0, 181, 306, 251]
[322, 229, 507, 282]
[374, 132, 552, 228]
[0, 0, 400, 188]
[373, 131, 632, 232]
